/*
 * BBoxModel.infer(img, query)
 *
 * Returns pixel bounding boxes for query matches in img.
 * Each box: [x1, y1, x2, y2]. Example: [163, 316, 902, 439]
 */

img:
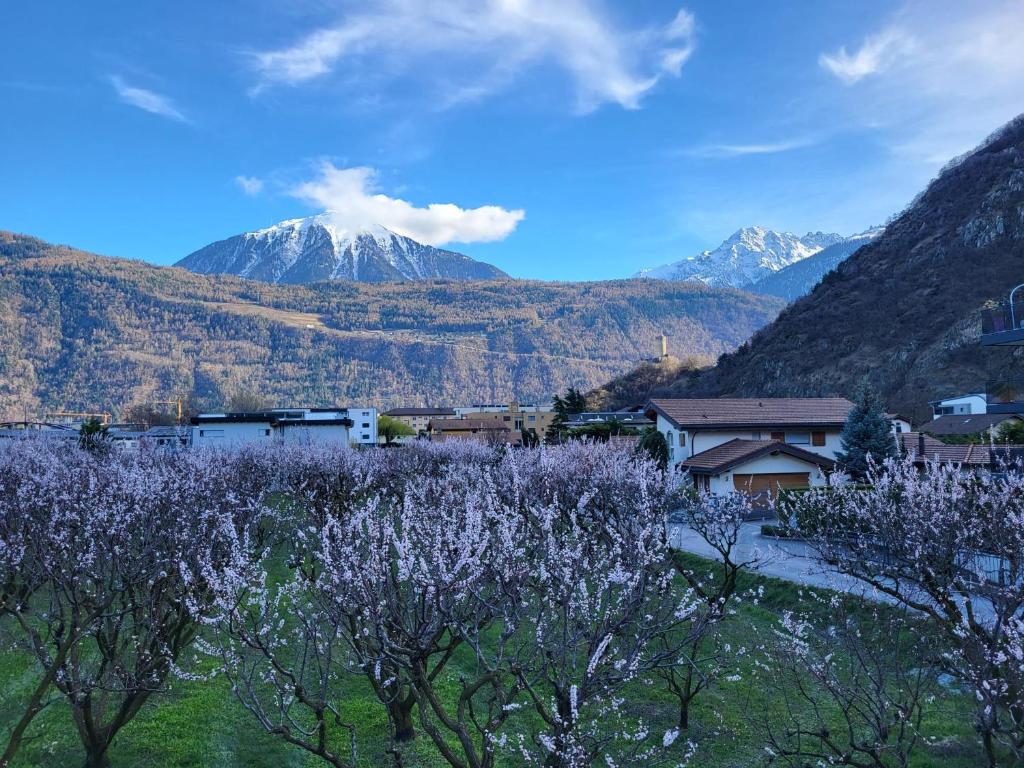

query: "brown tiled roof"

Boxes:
[681, 439, 836, 475]
[921, 413, 1022, 436]
[428, 418, 510, 432]
[384, 407, 456, 417]
[648, 398, 854, 430]
[900, 432, 991, 465]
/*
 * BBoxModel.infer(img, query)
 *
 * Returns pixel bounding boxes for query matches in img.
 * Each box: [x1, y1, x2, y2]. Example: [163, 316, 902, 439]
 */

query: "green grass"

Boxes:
[0, 554, 984, 768]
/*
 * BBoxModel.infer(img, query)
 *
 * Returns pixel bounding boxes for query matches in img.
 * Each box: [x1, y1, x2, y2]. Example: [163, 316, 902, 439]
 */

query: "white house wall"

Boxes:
[656, 414, 842, 463]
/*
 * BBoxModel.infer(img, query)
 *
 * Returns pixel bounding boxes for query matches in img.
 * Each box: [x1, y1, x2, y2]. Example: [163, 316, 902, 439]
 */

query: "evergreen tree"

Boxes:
[638, 427, 669, 471]
[546, 387, 588, 442]
[836, 379, 896, 476]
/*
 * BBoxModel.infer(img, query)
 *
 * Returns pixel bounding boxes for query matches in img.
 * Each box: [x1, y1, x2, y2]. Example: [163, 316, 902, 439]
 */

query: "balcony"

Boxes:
[986, 379, 1024, 415]
[981, 284, 1024, 346]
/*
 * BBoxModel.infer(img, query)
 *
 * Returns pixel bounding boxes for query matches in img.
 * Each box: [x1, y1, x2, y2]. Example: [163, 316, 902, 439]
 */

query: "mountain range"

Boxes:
[635, 227, 846, 289]
[0, 233, 782, 419]
[177, 213, 506, 284]
[749, 228, 882, 301]
[596, 114, 1024, 421]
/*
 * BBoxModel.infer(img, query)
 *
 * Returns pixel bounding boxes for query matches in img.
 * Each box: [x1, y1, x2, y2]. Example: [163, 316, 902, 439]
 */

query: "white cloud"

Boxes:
[250, 1, 696, 112]
[235, 175, 264, 196]
[819, 27, 914, 84]
[291, 163, 524, 245]
[109, 75, 189, 123]
[685, 138, 815, 158]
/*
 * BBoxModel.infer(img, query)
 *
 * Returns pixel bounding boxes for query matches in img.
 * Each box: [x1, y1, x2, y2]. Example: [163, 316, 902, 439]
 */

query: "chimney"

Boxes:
[918, 432, 925, 458]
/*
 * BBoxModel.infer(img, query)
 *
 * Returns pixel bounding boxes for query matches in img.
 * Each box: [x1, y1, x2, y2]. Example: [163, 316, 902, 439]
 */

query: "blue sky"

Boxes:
[3, 1, 1023, 280]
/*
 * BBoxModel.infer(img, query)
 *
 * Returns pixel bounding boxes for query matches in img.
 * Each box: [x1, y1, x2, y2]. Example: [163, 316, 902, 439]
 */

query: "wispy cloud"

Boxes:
[109, 75, 189, 123]
[819, 27, 915, 84]
[684, 137, 816, 159]
[817, 1, 1024, 163]
[291, 163, 524, 245]
[249, 1, 696, 112]
[235, 175, 264, 196]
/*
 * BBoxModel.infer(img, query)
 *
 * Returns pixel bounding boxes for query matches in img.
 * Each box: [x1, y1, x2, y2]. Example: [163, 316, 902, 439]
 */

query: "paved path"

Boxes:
[667, 520, 893, 600]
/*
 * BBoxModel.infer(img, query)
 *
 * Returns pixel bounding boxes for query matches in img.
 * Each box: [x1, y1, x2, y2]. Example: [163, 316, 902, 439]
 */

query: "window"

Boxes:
[264, 429, 271, 436]
[786, 432, 810, 445]
[770, 431, 784, 442]
[667, 432, 675, 446]
[679, 432, 686, 446]
[503, 415, 511, 422]
[528, 415, 536, 422]
[751, 431, 762, 440]
[362, 423, 370, 428]
[812, 431, 826, 446]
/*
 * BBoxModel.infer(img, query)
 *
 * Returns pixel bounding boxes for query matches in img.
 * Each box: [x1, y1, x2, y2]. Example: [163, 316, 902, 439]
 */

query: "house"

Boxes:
[561, 410, 654, 430]
[190, 408, 370, 449]
[454, 402, 556, 438]
[900, 432, 998, 467]
[428, 418, 516, 444]
[382, 407, 456, 436]
[922, 413, 1023, 439]
[142, 426, 190, 449]
[681, 439, 835, 509]
[645, 397, 856, 466]
[930, 393, 987, 418]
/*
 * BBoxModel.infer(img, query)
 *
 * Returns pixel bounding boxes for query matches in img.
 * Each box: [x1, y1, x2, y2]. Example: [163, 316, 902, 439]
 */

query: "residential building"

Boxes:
[645, 398, 856, 467]
[930, 393, 988, 418]
[922, 413, 1023, 440]
[561, 410, 654, 430]
[382, 407, 456, 436]
[681, 440, 834, 510]
[455, 402, 556, 437]
[427, 418, 516, 444]
[980, 284, 1024, 347]
[190, 407, 373, 448]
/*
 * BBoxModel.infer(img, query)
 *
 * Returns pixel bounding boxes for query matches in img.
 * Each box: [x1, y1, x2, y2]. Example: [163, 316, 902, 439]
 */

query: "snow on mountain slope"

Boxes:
[176, 213, 508, 284]
[635, 227, 845, 289]
[749, 227, 884, 301]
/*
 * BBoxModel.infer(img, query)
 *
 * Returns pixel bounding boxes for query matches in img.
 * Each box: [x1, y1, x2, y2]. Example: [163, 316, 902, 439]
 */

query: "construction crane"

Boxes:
[148, 399, 185, 424]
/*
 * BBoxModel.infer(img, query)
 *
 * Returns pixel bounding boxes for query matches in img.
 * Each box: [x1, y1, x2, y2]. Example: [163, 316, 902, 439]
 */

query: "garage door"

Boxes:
[733, 473, 810, 512]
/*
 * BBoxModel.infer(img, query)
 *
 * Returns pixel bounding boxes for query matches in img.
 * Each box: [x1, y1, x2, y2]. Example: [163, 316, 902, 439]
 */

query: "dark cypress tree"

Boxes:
[836, 379, 896, 476]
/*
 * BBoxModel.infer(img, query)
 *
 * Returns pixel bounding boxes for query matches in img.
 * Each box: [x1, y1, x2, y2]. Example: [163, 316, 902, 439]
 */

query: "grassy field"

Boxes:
[0, 554, 984, 768]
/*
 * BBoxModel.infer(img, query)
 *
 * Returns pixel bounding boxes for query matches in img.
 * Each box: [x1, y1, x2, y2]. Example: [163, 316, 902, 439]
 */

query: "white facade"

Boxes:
[656, 413, 843, 464]
[931, 394, 987, 418]
[192, 418, 275, 448]
[190, 407, 376, 449]
[345, 408, 378, 445]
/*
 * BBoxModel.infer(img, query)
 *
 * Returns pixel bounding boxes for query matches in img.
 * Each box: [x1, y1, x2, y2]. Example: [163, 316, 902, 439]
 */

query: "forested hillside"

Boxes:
[0, 233, 782, 418]
[594, 115, 1024, 420]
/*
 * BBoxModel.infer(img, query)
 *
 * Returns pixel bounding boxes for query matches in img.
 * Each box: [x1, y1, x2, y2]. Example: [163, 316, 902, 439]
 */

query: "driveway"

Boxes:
[667, 520, 894, 599]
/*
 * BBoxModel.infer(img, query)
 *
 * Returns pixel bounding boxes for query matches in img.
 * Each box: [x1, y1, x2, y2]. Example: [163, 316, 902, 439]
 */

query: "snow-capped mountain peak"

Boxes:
[176, 214, 507, 284]
[635, 227, 846, 289]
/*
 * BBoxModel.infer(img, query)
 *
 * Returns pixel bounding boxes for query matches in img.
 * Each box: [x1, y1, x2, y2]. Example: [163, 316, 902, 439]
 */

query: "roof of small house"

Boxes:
[900, 432, 991, 465]
[681, 439, 836, 475]
[922, 413, 1022, 436]
[428, 418, 511, 432]
[383, 407, 457, 417]
[647, 398, 854, 430]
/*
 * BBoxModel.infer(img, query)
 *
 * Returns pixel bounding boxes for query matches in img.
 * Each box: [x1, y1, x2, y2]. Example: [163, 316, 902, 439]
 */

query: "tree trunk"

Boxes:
[388, 697, 416, 742]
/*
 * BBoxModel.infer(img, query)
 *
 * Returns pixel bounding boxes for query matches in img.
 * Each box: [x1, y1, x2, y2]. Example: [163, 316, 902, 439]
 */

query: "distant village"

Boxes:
[3, 378, 1022, 513]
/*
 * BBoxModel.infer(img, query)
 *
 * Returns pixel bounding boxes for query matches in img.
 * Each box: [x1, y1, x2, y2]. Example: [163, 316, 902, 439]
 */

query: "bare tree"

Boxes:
[660, 489, 763, 731]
